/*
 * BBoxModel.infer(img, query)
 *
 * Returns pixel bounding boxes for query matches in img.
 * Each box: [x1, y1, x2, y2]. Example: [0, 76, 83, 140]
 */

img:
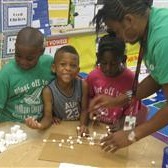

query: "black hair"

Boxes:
[93, 0, 152, 33]
[97, 33, 126, 65]
[16, 27, 44, 49]
[54, 45, 79, 62]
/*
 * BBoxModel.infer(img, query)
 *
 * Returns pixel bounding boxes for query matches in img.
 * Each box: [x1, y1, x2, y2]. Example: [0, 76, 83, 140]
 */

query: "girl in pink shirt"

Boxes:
[86, 34, 147, 131]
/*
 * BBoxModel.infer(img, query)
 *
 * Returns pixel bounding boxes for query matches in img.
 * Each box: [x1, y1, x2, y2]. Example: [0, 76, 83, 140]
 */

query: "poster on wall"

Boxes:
[0, 1, 33, 32]
[0, 31, 18, 58]
[48, 0, 70, 26]
[73, 0, 97, 4]
[74, 4, 95, 29]
[44, 37, 69, 56]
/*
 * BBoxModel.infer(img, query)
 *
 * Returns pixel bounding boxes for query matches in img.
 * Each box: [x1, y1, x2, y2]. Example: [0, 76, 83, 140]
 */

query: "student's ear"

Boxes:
[51, 64, 56, 73]
[123, 14, 135, 28]
[76, 67, 80, 76]
[78, 67, 80, 73]
[15, 43, 18, 49]
[39, 47, 45, 55]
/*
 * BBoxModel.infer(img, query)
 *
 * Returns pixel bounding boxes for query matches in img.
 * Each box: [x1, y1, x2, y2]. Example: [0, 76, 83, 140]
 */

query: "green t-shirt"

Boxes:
[144, 7, 168, 84]
[0, 54, 54, 122]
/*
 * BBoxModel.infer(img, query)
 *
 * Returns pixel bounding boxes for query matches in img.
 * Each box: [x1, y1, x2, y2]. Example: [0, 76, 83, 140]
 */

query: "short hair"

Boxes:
[16, 27, 44, 49]
[93, 0, 152, 33]
[54, 45, 79, 63]
[97, 33, 126, 64]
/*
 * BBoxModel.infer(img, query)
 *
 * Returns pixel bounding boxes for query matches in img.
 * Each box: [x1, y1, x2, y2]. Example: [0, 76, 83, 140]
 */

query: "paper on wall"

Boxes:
[74, 4, 95, 29]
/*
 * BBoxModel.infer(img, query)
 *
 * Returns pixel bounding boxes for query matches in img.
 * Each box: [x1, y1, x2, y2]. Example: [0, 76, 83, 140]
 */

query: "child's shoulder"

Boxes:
[75, 77, 83, 84]
[0, 59, 15, 73]
[74, 77, 84, 90]
[88, 68, 101, 76]
[39, 54, 54, 63]
[87, 68, 103, 80]
[123, 68, 135, 77]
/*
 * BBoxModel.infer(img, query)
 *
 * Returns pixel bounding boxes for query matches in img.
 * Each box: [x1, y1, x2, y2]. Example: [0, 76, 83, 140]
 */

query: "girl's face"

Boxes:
[15, 44, 42, 70]
[52, 52, 80, 83]
[105, 16, 141, 44]
[99, 51, 123, 77]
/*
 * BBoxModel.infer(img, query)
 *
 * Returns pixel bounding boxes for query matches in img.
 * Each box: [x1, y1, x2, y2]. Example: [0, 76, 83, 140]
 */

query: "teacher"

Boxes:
[89, 0, 168, 152]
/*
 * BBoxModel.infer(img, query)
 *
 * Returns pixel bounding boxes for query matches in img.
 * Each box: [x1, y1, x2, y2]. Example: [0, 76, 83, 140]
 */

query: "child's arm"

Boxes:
[79, 80, 89, 134]
[25, 86, 53, 129]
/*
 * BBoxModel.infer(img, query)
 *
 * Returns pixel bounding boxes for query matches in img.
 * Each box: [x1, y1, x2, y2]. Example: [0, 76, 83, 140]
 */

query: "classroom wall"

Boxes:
[69, 34, 140, 73]
[68, 34, 96, 73]
[0, 32, 139, 72]
[45, 33, 140, 74]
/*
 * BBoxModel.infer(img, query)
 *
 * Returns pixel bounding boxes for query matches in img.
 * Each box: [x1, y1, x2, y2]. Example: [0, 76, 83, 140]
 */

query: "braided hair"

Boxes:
[93, 0, 152, 33]
[96, 33, 126, 65]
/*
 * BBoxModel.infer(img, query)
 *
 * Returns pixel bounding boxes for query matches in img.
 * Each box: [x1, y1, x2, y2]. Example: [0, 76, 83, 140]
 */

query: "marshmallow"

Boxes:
[93, 131, 97, 137]
[0, 124, 27, 152]
[0, 145, 7, 153]
[5, 133, 12, 142]
[11, 127, 17, 134]
[70, 145, 74, 149]
[16, 129, 24, 135]
[13, 125, 21, 130]
[0, 131, 5, 139]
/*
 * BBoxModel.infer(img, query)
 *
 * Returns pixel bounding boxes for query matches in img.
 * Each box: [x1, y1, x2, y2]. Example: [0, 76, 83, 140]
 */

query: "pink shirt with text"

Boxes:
[86, 68, 142, 124]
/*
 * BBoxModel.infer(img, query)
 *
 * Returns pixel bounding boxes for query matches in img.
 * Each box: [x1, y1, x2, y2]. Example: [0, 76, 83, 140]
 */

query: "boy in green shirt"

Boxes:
[0, 27, 54, 122]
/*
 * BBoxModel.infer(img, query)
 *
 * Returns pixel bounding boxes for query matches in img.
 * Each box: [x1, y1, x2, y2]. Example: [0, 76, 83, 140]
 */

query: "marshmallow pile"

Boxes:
[0, 125, 27, 153]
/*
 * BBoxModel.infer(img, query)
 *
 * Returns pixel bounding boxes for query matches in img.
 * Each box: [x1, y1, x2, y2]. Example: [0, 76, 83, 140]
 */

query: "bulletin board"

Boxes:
[0, 0, 139, 71]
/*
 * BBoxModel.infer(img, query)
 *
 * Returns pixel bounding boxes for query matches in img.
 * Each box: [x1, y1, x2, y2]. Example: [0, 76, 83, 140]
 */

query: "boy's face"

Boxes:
[99, 51, 122, 77]
[52, 52, 80, 83]
[15, 44, 42, 70]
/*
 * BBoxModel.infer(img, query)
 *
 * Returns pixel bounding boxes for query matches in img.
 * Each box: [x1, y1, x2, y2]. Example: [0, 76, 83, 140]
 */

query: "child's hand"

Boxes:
[109, 122, 121, 132]
[89, 112, 101, 127]
[109, 117, 125, 133]
[76, 125, 89, 137]
[52, 117, 61, 125]
[25, 117, 42, 129]
[89, 111, 101, 121]
[89, 94, 114, 112]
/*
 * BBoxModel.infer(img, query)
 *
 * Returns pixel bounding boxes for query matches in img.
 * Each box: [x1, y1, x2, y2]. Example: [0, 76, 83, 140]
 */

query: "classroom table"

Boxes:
[0, 121, 166, 168]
